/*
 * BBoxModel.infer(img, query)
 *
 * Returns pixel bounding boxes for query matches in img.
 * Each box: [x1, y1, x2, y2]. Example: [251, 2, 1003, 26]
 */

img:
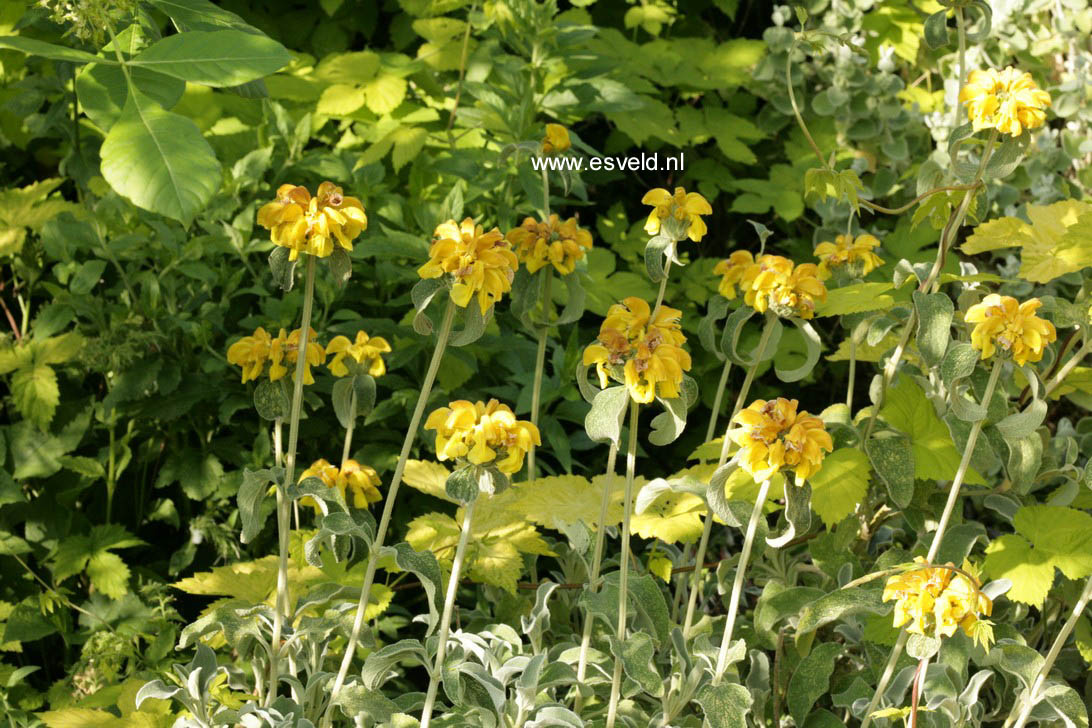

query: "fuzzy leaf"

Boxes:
[808, 449, 870, 527]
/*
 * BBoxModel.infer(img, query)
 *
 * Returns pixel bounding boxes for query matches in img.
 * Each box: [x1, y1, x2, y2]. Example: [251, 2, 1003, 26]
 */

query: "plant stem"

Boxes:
[574, 439, 619, 711]
[1044, 339, 1092, 398]
[322, 298, 457, 725]
[527, 269, 554, 481]
[713, 477, 771, 684]
[605, 400, 640, 728]
[274, 418, 283, 467]
[862, 358, 1002, 724]
[1007, 575, 1092, 728]
[420, 498, 477, 728]
[952, 8, 967, 130]
[340, 390, 357, 467]
[651, 260, 672, 318]
[847, 332, 857, 411]
[267, 254, 317, 706]
[683, 317, 776, 639]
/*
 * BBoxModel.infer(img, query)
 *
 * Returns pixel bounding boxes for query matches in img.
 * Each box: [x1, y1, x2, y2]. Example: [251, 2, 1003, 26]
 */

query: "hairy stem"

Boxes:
[322, 299, 457, 725]
[420, 498, 477, 728]
[713, 477, 772, 684]
[605, 400, 640, 728]
[340, 390, 357, 467]
[268, 254, 317, 706]
[527, 269, 554, 481]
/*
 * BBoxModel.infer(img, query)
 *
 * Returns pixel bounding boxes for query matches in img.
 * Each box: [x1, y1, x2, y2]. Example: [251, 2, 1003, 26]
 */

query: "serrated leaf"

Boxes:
[363, 74, 407, 115]
[316, 83, 366, 116]
[86, 551, 130, 599]
[390, 126, 428, 172]
[10, 364, 59, 429]
[881, 377, 983, 484]
[983, 505, 1092, 605]
[808, 449, 870, 527]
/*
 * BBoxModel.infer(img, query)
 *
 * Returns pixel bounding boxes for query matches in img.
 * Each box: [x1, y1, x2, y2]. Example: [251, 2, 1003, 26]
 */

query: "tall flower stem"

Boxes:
[527, 269, 554, 481]
[267, 255, 317, 706]
[574, 439, 619, 712]
[861, 358, 1003, 728]
[1044, 338, 1092, 398]
[323, 299, 458, 725]
[340, 390, 358, 467]
[682, 316, 776, 638]
[847, 333, 858, 411]
[1006, 575, 1092, 728]
[652, 260, 673, 317]
[420, 498, 477, 728]
[605, 400, 640, 728]
[712, 477, 772, 684]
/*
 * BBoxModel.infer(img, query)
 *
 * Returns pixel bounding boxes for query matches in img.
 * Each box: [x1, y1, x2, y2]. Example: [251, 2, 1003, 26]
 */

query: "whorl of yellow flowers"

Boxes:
[425, 399, 541, 474]
[541, 123, 571, 154]
[257, 182, 367, 261]
[326, 330, 391, 378]
[959, 67, 1051, 137]
[965, 294, 1056, 366]
[505, 214, 593, 276]
[418, 218, 518, 314]
[814, 233, 883, 279]
[299, 458, 382, 512]
[582, 297, 692, 404]
[641, 186, 712, 243]
[227, 327, 326, 385]
[730, 398, 833, 485]
[883, 557, 994, 649]
[714, 252, 827, 320]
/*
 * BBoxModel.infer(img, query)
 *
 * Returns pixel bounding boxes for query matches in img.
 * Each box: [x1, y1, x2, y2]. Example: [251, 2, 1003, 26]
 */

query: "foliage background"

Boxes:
[1, 0, 1092, 724]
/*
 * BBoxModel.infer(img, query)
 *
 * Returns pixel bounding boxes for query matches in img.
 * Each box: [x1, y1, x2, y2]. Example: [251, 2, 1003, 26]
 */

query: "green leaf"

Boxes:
[253, 377, 290, 421]
[76, 62, 185, 130]
[585, 386, 629, 446]
[815, 282, 895, 317]
[362, 74, 407, 115]
[0, 36, 108, 64]
[808, 449, 870, 527]
[238, 467, 279, 544]
[788, 642, 843, 725]
[881, 377, 983, 484]
[10, 364, 59, 429]
[445, 465, 479, 505]
[649, 376, 696, 446]
[796, 587, 886, 647]
[86, 551, 130, 599]
[941, 342, 979, 383]
[268, 246, 297, 292]
[379, 542, 442, 634]
[913, 291, 953, 369]
[983, 505, 1092, 605]
[923, 10, 950, 49]
[99, 88, 221, 222]
[332, 375, 376, 429]
[696, 682, 752, 728]
[608, 632, 663, 697]
[864, 436, 914, 508]
[775, 319, 821, 383]
[128, 30, 290, 87]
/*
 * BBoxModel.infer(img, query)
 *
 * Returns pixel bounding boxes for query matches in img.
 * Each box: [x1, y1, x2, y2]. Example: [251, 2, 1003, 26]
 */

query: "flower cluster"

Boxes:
[582, 297, 691, 404]
[965, 294, 1056, 366]
[299, 458, 382, 511]
[960, 67, 1051, 137]
[641, 187, 712, 243]
[541, 123, 571, 154]
[257, 182, 367, 261]
[227, 327, 326, 385]
[505, 214, 593, 275]
[326, 330, 391, 378]
[418, 218, 518, 314]
[883, 558, 994, 648]
[425, 399, 540, 474]
[730, 398, 833, 485]
[713, 252, 827, 320]
[814, 233, 884, 279]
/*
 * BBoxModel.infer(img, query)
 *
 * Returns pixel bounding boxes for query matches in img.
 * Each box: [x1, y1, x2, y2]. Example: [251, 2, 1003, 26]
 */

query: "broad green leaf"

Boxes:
[608, 632, 663, 697]
[86, 551, 130, 599]
[913, 291, 953, 369]
[962, 216, 1032, 254]
[0, 36, 107, 64]
[814, 282, 895, 317]
[788, 642, 843, 725]
[316, 83, 366, 116]
[10, 364, 59, 429]
[864, 435, 915, 508]
[128, 30, 290, 87]
[363, 74, 407, 115]
[983, 505, 1092, 605]
[808, 449, 870, 527]
[962, 201, 1092, 283]
[881, 377, 983, 484]
[76, 63, 185, 130]
[313, 50, 381, 83]
[796, 587, 886, 647]
[585, 386, 629, 445]
[99, 88, 221, 222]
[390, 126, 428, 172]
[696, 682, 752, 728]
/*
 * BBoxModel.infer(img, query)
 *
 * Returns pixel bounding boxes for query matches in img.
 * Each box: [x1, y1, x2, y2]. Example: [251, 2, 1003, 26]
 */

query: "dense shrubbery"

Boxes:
[2, 0, 1092, 726]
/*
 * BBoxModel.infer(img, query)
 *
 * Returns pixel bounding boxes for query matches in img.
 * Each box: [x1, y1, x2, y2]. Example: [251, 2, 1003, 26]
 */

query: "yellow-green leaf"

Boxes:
[316, 83, 366, 116]
[881, 377, 983, 484]
[362, 74, 407, 115]
[807, 449, 871, 527]
[962, 216, 1032, 254]
[10, 364, 59, 429]
[815, 282, 895, 317]
[391, 126, 428, 171]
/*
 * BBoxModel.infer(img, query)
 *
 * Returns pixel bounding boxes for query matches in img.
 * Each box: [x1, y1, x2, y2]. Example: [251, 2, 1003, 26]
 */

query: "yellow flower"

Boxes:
[326, 330, 391, 377]
[542, 123, 571, 154]
[418, 218, 518, 314]
[740, 254, 793, 313]
[814, 234, 884, 279]
[641, 186, 712, 242]
[713, 250, 754, 299]
[581, 297, 691, 404]
[505, 214, 593, 275]
[964, 294, 1056, 366]
[299, 458, 382, 512]
[257, 182, 368, 261]
[768, 263, 827, 320]
[959, 67, 1051, 137]
[730, 398, 833, 485]
[269, 328, 326, 385]
[883, 558, 994, 648]
[424, 399, 541, 474]
[226, 327, 273, 383]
